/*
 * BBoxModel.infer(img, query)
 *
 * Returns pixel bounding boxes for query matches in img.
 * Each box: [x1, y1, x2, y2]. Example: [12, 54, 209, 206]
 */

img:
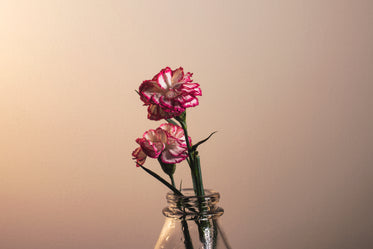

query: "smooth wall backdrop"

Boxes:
[1, 1, 372, 248]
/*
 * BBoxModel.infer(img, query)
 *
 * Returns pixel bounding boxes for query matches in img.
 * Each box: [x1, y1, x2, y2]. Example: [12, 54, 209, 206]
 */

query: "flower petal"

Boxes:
[163, 67, 172, 87]
[132, 147, 147, 166]
[139, 80, 164, 103]
[159, 96, 185, 113]
[179, 83, 202, 95]
[156, 71, 168, 89]
[160, 149, 187, 164]
[147, 104, 175, 120]
[156, 67, 172, 89]
[165, 137, 187, 157]
[171, 67, 184, 85]
[140, 130, 164, 158]
[182, 97, 199, 108]
[155, 127, 168, 144]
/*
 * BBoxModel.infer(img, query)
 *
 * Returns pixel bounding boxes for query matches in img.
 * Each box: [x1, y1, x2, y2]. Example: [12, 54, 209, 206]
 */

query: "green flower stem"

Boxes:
[176, 118, 194, 164]
[175, 113, 210, 247]
[194, 153, 205, 196]
[175, 114, 205, 197]
[181, 218, 194, 249]
[137, 163, 183, 196]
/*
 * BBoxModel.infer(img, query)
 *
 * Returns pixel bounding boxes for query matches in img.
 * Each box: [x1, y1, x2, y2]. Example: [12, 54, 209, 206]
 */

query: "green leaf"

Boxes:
[137, 162, 183, 196]
[191, 131, 217, 151]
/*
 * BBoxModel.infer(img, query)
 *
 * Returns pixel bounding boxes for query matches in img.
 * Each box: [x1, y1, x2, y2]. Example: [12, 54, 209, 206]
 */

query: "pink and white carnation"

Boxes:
[132, 123, 190, 166]
[139, 67, 202, 120]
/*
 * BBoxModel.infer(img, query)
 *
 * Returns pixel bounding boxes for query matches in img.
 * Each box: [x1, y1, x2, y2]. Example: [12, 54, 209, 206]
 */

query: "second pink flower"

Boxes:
[132, 123, 190, 165]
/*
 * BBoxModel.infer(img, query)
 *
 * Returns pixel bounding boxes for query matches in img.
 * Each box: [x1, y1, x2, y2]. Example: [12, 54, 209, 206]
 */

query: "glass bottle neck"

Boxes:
[162, 189, 224, 220]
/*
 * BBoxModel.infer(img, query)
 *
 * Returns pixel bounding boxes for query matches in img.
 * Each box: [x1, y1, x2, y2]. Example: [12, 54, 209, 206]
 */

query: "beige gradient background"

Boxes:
[1, 0, 372, 248]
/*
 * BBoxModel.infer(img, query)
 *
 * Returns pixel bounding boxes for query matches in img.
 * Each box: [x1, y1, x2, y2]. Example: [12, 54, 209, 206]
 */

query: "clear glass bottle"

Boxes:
[154, 189, 232, 249]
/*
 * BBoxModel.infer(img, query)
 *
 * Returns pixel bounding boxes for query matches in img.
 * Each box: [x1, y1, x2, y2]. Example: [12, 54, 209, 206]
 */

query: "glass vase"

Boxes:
[154, 189, 232, 249]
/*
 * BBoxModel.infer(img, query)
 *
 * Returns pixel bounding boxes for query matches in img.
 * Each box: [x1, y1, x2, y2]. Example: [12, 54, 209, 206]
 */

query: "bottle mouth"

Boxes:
[164, 189, 224, 219]
[167, 188, 219, 199]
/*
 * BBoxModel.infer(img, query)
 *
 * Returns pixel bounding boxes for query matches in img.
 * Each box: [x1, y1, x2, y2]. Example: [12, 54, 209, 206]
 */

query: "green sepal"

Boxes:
[175, 111, 186, 124]
[166, 119, 178, 126]
[158, 157, 176, 177]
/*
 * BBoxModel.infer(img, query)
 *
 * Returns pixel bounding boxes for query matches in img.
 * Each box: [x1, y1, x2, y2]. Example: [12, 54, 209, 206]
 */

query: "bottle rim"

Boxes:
[166, 188, 220, 201]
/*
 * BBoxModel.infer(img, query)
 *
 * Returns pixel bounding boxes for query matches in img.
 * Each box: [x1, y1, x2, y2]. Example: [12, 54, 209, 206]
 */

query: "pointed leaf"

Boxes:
[137, 162, 183, 196]
[179, 180, 183, 192]
[191, 131, 217, 151]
